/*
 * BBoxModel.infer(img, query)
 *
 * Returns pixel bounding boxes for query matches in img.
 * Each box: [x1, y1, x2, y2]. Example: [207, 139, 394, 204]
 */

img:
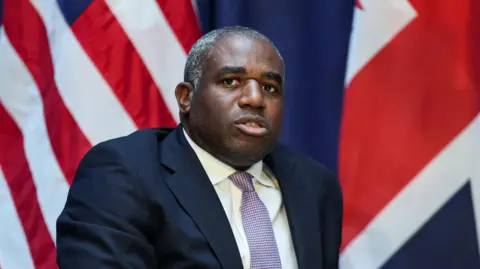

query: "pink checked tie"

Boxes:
[229, 171, 282, 269]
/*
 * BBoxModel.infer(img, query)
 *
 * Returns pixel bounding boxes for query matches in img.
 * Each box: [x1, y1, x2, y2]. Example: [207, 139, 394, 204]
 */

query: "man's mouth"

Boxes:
[235, 121, 268, 137]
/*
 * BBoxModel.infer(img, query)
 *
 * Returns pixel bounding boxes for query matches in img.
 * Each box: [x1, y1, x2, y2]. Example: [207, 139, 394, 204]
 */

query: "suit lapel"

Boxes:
[157, 126, 243, 269]
[265, 146, 319, 268]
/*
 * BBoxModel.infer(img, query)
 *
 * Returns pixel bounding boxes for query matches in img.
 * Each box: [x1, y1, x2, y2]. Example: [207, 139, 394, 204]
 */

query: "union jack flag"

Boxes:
[340, 0, 480, 268]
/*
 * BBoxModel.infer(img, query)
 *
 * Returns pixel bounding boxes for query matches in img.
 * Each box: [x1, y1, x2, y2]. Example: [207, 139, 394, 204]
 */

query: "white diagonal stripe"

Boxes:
[345, 0, 417, 86]
[340, 113, 480, 268]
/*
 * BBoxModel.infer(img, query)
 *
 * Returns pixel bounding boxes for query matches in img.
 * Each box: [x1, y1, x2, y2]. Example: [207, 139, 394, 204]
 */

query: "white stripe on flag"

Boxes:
[0, 167, 36, 269]
[340, 114, 480, 269]
[0, 29, 69, 240]
[105, 0, 188, 123]
[468, 115, 480, 248]
[29, 0, 138, 144]
[345, 0, 417, 85]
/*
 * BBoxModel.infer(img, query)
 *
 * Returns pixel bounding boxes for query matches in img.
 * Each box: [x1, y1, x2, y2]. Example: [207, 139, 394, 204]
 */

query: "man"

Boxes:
[56, 26, 343, 269]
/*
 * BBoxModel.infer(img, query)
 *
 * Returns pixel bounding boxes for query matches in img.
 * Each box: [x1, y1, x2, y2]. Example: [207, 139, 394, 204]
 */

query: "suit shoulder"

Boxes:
[77, 128, 176, 173]
[87, 127, 174, 158]
[74, 127, 175, 185]
[95, 128, 158, 154]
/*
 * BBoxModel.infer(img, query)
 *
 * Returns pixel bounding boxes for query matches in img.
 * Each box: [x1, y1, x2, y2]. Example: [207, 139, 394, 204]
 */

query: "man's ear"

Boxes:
[175, 82, 194, 114]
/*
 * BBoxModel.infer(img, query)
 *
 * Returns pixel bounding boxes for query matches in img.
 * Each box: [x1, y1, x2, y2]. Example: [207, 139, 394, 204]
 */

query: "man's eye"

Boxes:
[223, 79, 240, 87]
[262, 84, 277, 93]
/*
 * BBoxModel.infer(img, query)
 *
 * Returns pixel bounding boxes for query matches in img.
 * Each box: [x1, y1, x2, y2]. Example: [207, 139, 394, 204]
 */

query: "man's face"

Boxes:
[187, 34, 285, 169]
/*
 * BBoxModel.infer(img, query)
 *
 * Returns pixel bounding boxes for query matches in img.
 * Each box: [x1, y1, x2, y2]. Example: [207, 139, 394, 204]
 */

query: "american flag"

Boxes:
[0, 0, 479, 268]
[0, 0, 200, 268]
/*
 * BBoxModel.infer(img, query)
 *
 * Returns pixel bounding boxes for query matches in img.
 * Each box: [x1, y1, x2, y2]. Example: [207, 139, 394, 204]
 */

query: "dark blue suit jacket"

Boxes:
[56, 125, 343, 269]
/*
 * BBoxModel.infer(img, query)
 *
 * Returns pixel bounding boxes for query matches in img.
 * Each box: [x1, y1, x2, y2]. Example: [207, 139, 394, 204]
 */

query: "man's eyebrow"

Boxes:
[262, 72, 283, 85]
[216, 66, 247, 76]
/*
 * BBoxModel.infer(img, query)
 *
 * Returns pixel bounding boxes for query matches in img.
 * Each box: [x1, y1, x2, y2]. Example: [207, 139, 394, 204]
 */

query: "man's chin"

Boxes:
[226, 145, 270, 166]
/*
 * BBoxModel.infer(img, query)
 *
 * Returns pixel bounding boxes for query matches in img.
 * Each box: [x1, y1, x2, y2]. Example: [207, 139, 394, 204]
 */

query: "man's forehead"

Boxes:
[206, 35, 283, 73]
[213, 35, 276, 56]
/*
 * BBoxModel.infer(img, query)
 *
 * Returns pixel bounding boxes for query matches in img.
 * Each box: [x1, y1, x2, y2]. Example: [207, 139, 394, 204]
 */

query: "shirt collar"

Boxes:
[183, 128, 272, 187]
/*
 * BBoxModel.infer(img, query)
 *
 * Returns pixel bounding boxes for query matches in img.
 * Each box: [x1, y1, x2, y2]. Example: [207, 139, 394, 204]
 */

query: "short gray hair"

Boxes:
[184, 26, 283, 89]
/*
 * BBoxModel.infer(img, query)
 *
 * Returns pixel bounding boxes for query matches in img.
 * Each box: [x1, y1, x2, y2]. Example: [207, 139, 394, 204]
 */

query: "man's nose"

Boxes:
[238, 79, 265, 110]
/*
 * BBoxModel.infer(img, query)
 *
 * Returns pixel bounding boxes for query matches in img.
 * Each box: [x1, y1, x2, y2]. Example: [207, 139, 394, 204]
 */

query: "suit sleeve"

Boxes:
[322, 171, 343, 269]
[56, 142, 156, 269]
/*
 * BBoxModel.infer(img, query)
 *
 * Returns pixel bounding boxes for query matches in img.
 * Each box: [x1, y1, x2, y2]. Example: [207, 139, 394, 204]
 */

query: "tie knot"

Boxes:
[229, 171, 255, 192]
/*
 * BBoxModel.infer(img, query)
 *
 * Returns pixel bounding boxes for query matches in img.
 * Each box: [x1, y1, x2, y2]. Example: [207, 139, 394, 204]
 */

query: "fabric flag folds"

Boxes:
[0, 0, 200, 268]
[340, 0, 480, 268]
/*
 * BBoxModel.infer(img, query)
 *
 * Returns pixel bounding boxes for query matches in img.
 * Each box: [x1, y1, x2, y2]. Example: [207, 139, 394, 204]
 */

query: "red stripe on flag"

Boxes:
[3, 0, 92, 184]
[156, 0, 202, 53]
[71, 0, 176, 129]
[0, 103, 57, 269]
[472, 0, 480, 94]
[339, 0, 480, 249]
